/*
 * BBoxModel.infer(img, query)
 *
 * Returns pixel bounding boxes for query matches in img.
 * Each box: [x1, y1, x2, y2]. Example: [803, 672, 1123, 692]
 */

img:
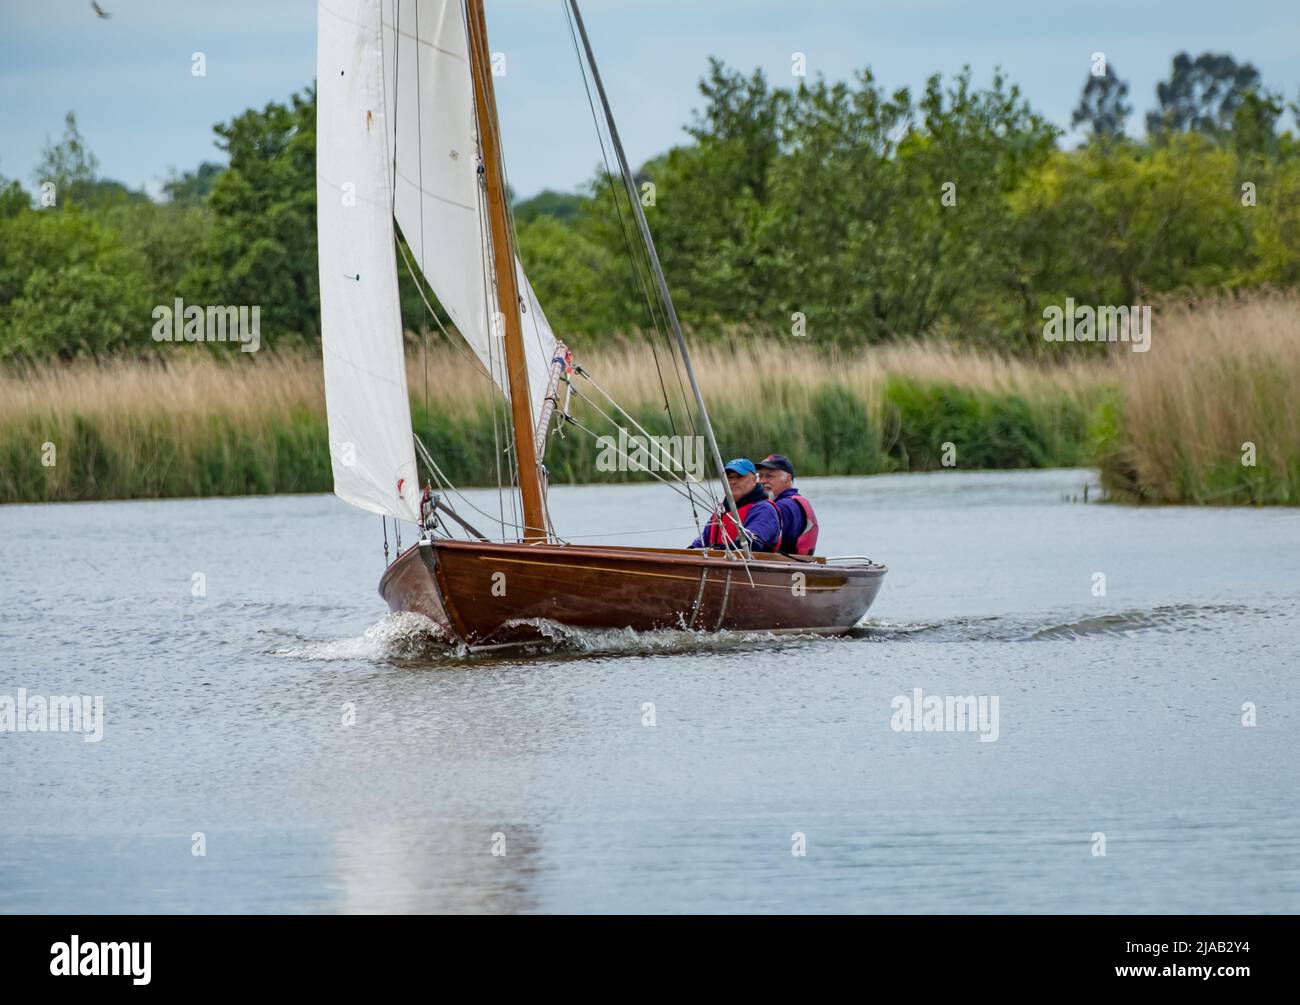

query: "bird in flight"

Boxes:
[91, 1, 111, 18]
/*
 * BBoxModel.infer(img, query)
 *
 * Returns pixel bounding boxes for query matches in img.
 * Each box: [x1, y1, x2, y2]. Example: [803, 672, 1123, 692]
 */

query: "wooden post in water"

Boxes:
[466, 0, 547, 542]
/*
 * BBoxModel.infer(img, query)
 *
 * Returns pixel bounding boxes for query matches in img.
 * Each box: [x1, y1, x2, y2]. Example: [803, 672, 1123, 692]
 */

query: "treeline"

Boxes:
[1, 52, 1298, 361]
[528, 54, 1300, 352]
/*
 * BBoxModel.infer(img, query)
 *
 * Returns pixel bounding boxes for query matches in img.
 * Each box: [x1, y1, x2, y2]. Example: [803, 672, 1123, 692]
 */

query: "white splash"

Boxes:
[275, 611, 452, 661]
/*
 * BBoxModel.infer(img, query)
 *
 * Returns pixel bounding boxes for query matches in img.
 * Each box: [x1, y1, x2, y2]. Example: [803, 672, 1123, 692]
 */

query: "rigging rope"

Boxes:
[414, 435, 524, 535]
[560, 2, 703, 443]
[565, 0, 748, 564]
[554, 523, 701, 539]
[560, 0, 710, 529]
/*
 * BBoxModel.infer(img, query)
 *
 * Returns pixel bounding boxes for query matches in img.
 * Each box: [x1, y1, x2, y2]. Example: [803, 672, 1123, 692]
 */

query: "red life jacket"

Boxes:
[705, 498, 781, 550]
[789, 494, 819, 556]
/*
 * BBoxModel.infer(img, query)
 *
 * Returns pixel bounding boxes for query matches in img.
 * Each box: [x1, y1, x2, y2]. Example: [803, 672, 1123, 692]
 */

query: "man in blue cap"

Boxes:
[689, 458, 783, 553]
[757, 453, 820, 556]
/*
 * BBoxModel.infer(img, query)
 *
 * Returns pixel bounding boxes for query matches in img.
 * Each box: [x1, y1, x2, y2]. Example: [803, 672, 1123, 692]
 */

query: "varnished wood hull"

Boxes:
[378, 539, 886, 648]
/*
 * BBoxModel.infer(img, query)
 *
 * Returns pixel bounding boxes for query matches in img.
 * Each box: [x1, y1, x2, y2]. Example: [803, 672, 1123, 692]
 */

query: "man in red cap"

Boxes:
[757, 453, 820, 556]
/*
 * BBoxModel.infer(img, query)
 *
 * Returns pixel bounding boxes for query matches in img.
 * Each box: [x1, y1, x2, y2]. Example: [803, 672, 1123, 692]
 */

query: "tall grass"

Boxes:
[10, 296, 1296, 507]
[0, 354, 330, 501]
[1097, 291, 1300, 504]
[0, 337, 1113, 503]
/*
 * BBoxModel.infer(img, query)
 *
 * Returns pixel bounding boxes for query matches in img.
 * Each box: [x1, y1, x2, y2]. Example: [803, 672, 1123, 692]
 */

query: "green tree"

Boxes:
[752, 67, 1057, 348]
[0, 208, 153, 360]
[1071, 64, 1132, 140]
[0, 175, 29, 219]
[32, 111, 99, 205]
[579, 62, 1058, 347]
[163, 161, 226, 203]
[1147, 52, 1262, 138]
[515, 214, 624, 336]
[1011, 134, 1248, 336]
[585, 60, 785, 327]
[514, 189, 584, 225]
[1231, 89, 1285, 158]
[1243, 157, 1300, 285]
[190, 88, 319, 345]
[869, 68, 1058, 349]
[108, 198, 214, 308]
[754, 71, 910, 338]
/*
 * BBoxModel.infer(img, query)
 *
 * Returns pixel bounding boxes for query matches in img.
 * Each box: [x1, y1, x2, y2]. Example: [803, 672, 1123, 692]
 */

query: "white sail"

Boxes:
[317, 0, 421, 522]
[381, 0, 559, 427]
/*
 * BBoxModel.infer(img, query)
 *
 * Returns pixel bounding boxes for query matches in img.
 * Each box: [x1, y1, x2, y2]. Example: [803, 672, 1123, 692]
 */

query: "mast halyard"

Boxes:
[466, 0, 548, 542]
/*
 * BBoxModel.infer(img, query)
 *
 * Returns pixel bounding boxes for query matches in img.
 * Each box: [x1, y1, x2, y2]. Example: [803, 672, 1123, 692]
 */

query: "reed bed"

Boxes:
[0, 353, 330, 502]
[2, 296, 1293, 504]
[1098, 291, 1300, 504]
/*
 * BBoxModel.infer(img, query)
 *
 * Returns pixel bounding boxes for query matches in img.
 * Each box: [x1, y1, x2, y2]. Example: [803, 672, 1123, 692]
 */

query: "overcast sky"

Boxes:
[2, 0, 1298, 200]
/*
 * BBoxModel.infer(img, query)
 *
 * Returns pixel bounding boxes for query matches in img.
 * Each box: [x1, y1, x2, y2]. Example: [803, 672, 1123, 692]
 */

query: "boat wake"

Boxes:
[275, 602, 1260, 664]
[854, 602, 1258, 643]
[1026, 603, 1255, 640]
[275, 613, 843, 663]
[497, 617, 825, 656]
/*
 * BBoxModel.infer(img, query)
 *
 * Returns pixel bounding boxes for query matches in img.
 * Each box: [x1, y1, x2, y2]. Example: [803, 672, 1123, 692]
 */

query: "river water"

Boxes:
[2, 468, 1297, 913]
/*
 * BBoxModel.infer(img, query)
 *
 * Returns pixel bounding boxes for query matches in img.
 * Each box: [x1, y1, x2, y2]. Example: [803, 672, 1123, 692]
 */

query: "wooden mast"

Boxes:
[466, 0, 547, 542]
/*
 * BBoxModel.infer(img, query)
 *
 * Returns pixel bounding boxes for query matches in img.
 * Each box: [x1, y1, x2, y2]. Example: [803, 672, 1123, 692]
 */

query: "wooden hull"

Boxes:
[378, 539, 886, 648]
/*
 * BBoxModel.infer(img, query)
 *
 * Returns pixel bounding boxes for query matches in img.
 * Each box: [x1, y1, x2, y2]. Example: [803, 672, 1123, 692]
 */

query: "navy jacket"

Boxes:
[771, 488, 808, 554]
[689, 484, 782, 552]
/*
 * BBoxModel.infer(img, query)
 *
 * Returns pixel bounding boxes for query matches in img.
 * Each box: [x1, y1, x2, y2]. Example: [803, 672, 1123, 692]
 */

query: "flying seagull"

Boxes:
[91, 1, 111, 18]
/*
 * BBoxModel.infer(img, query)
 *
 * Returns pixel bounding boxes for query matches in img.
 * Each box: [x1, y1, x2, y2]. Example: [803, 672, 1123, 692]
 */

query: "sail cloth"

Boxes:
[317, 0, 421, 522]
[380, 0, 560, 429]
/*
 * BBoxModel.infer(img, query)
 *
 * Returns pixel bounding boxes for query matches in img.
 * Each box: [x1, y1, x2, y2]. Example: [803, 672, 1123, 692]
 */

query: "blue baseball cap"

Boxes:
[723, 458, 757, 476]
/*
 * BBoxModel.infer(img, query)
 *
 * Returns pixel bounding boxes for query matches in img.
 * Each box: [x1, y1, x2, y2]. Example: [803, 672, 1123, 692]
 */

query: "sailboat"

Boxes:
[316, 0, 886, 650]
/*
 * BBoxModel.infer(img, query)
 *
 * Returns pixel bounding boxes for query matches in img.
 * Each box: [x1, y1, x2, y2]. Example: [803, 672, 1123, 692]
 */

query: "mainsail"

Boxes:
[317, 0, 420, 522]
[380, 0, 559, 428]
[317, 0, 561, 523]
